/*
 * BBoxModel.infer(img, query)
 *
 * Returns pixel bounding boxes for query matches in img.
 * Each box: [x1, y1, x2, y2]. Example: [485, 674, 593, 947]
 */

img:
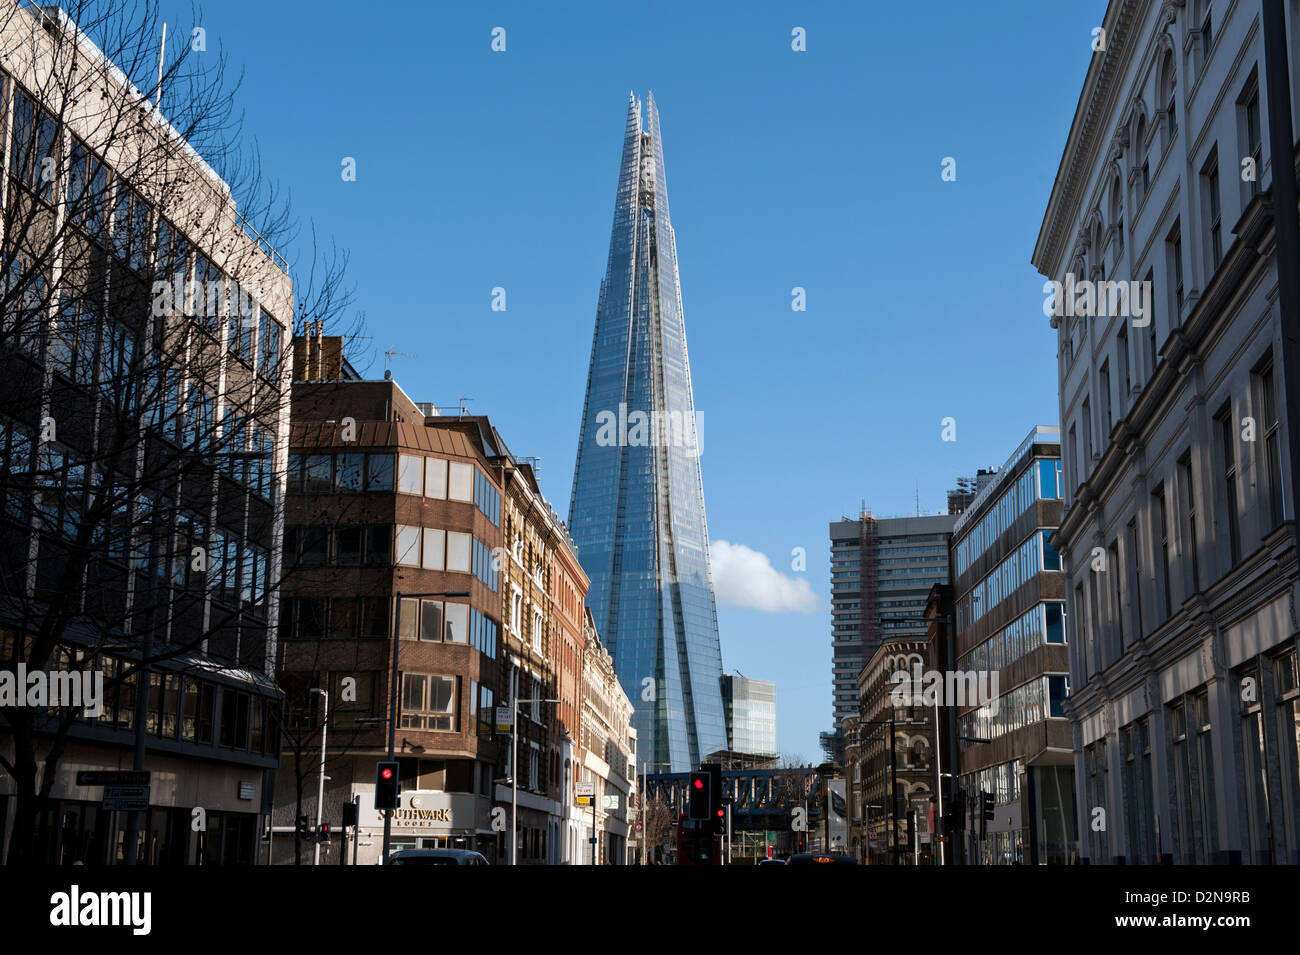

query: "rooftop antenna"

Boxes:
[916, 482, 921, 516]
[458, 396, 474, 416]
[384, 346, 418, 370]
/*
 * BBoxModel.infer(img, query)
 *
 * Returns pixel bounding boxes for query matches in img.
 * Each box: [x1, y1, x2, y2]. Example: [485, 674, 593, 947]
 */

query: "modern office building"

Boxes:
[829, 513, 957, 732]
[1032, 0, 1300, 863]
[721, 674, 777, 759]
[0, 3, 291, 864]
[950, 426, 1074, 865]
[568, 92, 725, 772]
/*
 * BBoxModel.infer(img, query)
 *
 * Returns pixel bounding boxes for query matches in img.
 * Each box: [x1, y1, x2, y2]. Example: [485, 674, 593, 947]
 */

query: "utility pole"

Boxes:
[311, 687, 329, 865]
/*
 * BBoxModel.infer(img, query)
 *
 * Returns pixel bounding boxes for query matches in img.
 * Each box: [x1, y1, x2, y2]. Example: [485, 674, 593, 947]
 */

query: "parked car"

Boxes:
[386, 848, 489, 866]
[783, 853, 859, 865]
[758, 857, 787, 865]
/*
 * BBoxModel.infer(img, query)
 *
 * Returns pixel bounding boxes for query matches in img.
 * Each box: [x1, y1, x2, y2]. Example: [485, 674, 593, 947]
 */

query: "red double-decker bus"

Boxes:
[676, 813, 722, 865]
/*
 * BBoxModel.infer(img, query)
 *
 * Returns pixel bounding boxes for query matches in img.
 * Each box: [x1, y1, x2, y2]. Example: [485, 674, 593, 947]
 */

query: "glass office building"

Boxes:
[950, 425, 1076, 864]
[569, 93, 726, 772]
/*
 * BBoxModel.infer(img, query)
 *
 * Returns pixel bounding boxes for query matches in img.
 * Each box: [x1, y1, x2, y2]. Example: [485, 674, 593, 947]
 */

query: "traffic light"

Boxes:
[979, 789, 993, 841]
[713, 805, 726, 836]
[688, 772, 710, 820]
[296, 815, 310, 837]
[341, 801, 358, 828]
[375, 761, 400, 810]
[316, 822, 331, 842]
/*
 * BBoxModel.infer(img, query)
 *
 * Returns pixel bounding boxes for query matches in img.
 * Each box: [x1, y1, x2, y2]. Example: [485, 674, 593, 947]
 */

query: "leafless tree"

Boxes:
[0, 0, 360, 864]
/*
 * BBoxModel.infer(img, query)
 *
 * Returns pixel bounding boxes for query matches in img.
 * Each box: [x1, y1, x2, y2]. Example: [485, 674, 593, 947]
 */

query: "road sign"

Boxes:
[588, 837, 597, 845]
[77, 770, 150, 786]
[868, 828, 877, 839]
[575, 782, 594, 805]
[602, 795, 620, 810]
[495, 707, 513, 733]
[102, 785, 150, 811]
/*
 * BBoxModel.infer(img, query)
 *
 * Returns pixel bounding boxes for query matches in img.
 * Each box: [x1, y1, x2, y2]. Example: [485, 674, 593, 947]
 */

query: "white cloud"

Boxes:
[711, 540, 819, 614]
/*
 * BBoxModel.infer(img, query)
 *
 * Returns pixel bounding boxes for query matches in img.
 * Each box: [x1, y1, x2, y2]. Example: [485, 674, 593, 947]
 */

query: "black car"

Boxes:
[386, 848, 490, 865]
[783, 853, 859, 865]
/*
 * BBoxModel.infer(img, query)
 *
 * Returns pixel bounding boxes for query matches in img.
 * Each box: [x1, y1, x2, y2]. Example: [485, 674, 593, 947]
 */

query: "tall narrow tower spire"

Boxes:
[569, 95, 726, 772]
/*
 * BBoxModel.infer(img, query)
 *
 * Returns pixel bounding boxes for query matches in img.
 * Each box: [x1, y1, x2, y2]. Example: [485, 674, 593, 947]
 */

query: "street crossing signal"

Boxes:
[341, 801, 358, 828]
[375, 761, 400, 810]
[317, 823, 331, 842]
[688, 773, 711, 820]
[296, 815, 310, 837]
[982, 791, 995, 821]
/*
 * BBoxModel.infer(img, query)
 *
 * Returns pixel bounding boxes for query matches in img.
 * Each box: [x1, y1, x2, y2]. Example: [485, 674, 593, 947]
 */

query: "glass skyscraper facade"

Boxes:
[569, 92, 726, 772]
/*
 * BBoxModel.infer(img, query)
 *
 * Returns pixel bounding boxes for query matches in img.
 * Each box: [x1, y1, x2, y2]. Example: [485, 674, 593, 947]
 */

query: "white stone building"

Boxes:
[1033, 0, 1300, 863]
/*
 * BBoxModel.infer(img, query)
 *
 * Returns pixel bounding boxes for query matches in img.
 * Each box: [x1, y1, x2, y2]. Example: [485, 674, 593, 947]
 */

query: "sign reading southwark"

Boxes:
[390, 807, 454, 827]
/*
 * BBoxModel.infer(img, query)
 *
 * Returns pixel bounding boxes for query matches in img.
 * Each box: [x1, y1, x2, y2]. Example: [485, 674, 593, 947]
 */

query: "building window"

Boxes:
[1167, 223, 1184, 318]
[1215, 405, 1241, 567]
[1126, 518, 1144, 640]
[400, 674, 456, 731]
[1081, 397, 1093, 469]
[396, 525, 421, 567]
[1160, 52, 1177, 150]
[1202, 149, 1222, 271]
[1242, 81, 1263, 199]
[1068, 425, 1079, 494]
[367, 453, 394, 491]
[445, 603, 468, 643]
[1099, 360, 1112, 436]
[1254, 354, 1286, 530]
[398, 453, 423, 495]
[420, 600, 445, 641]
[1144, 268, 1157, 380]
[425, 457, 448, 498]
[1154, 484, 1172, 621]
[1178, 453, 1200, 594]
[422, 528, 446, 570]
[1109, 539, 1124, 653]
[449, 462, 474, 502]
[1116, 328, 1130, 414]
[446, 531, 471, 573]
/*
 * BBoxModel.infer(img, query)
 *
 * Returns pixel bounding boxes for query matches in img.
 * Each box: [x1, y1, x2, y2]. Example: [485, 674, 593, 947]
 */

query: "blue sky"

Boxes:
[154, 0, 1107, 760]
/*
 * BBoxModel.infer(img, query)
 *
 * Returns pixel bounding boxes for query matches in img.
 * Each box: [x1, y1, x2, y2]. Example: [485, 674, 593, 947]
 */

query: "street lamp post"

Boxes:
[310, 687, 328, 865]
[382, 590, 469, 863]
[510, 696, 559, 865]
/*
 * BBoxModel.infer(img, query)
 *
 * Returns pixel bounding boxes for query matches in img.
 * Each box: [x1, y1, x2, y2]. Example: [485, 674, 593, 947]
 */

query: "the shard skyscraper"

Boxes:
[569, 92, 726, 772]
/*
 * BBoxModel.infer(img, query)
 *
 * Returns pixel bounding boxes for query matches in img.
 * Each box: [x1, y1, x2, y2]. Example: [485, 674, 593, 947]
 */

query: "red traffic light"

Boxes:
[381, 767, 394, 780]
[715, 809, 724, 818]
[693, 779, 703, 789]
